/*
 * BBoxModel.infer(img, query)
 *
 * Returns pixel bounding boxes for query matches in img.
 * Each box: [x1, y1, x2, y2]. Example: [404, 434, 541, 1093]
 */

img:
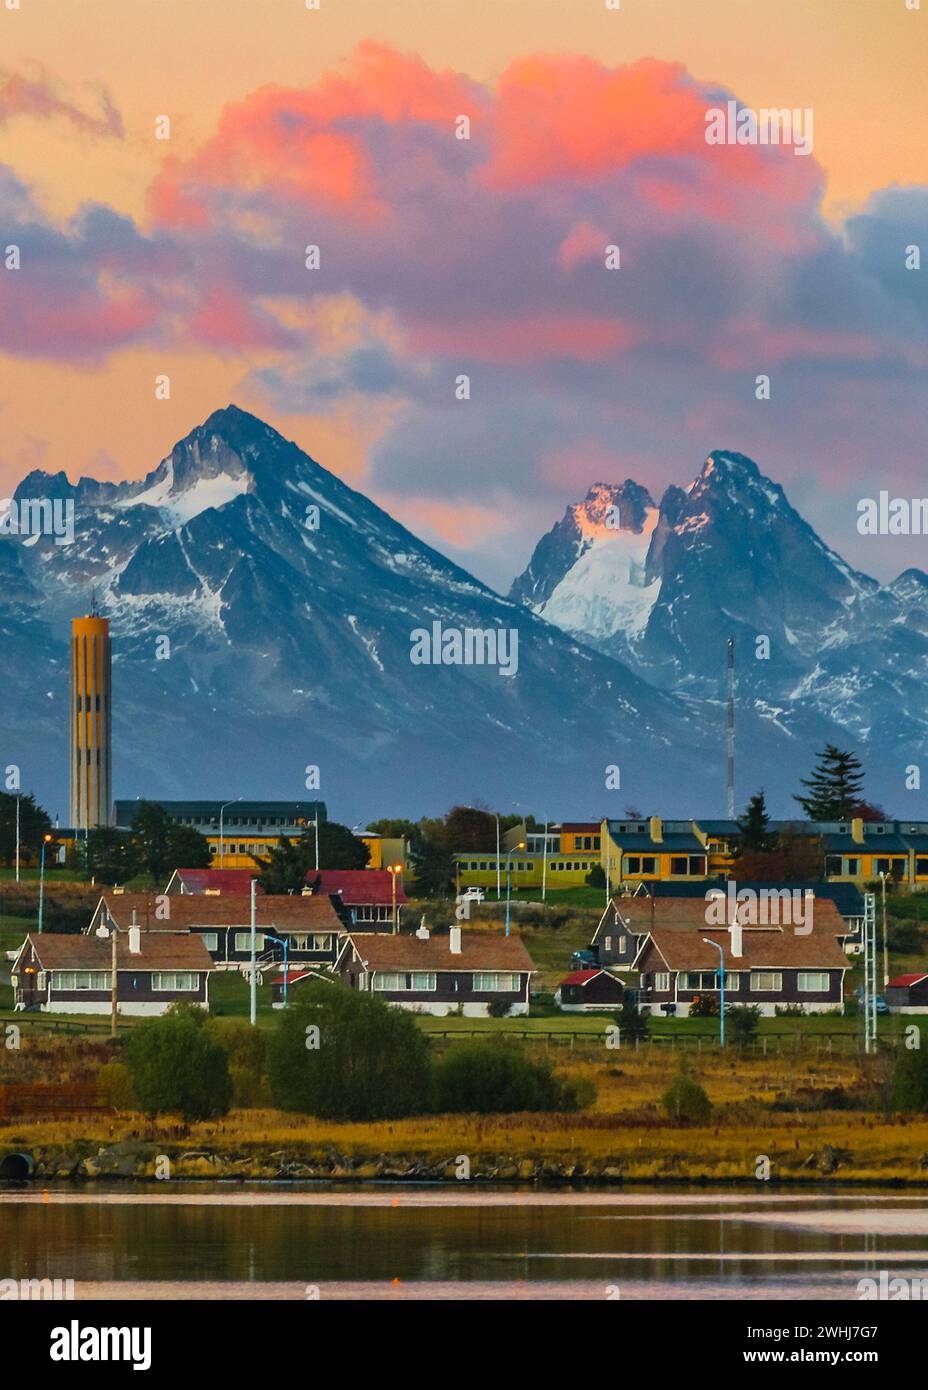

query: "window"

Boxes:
[680, 971, 740, 992]
[798, 972, 830, 992]
[593, 837, 600, 850]
[918, 858, 928, 876]
[689, 855, 707, 875]
[654, 972, 671, 992]
[750, 971, 783, 992]
[604, 936, 613, 953]
[310, 934, 332, 951]
[641, 857, 656, 874]
[234, 932, 265, 952]
[152, 972, 198, 991]
[626, 856, 640, 874]
[409, 972, 436, 991]
[473, 972, 520, 992]
[373, 972, 405, 991]
[200, 932, 219, 952]
[846, 858, 859, 876]
[825, 855, 842, 876]
[54, 971, 111, 991]
[670, 857, 687, 875]
[874, 858, 891, 875]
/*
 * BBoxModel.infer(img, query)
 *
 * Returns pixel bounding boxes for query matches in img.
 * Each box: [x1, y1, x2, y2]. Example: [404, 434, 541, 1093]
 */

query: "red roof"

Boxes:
[306, 870, 408, 906]
[889, 973, 928, 988]
[560, 969, 603, 986]
[169, 869, 262, 895]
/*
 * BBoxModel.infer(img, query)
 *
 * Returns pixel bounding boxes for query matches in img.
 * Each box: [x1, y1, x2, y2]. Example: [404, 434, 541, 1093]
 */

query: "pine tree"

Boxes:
[736, 790, 778, 854]
[794, 745, 866, 821]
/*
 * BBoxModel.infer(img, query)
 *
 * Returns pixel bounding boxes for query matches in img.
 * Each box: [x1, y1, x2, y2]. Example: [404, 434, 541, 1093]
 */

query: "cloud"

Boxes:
[0, 66, 123, 137]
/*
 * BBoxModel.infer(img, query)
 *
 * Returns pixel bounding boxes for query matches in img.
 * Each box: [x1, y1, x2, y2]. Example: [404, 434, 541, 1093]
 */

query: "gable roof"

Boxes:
[22, 931, 215, 972]
[634, 927, 849, 972]
[634, 878, 865, 918]
[343, 930, 535, 974]
[594, 893, 848, 941]
[888, 974, 928, 988]
[94, 892, 346, 933]
[560, 969, 615, 987]
[165, 869, 262, 895]
[306, 870, 408, 906]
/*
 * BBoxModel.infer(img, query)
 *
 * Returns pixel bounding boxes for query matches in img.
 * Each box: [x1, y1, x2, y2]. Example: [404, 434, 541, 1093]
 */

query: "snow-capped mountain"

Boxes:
[511, 450, 928, 804]
[2, 407, 716, 818]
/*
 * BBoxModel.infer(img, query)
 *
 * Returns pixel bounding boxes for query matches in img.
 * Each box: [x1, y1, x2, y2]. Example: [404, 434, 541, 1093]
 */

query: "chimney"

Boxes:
[128, 925, 141, 955]
[851, 817, 864, 845]
[416, 922, 430, 940]
[649, 816, 663, 844]
[728, 921, 742, 958]
[449, 925, 462, 954]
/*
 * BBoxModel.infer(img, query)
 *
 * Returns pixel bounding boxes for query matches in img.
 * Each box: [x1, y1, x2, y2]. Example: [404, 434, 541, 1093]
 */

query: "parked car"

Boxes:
[459, 887, 485, 903]
[855, 986, 890, 1015]
[570, 948, 598, 969]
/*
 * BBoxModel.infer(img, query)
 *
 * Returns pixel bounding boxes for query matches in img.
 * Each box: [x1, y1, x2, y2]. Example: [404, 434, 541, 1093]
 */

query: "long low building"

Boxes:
[12, 927, 216, 1016]
[333, 925, 535, 1017]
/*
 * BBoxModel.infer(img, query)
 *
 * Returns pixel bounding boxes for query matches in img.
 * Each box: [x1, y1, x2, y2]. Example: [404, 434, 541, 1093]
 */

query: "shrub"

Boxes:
[266, 980, 432, 1121]
[888, 919, 922, 953]
[727, 1005, 761, 1043]
[125, 1005, 232, 1123]
[585, 864, 606, 889]
[613, 998, 648, 1042]
[890, 1045, 928, 1114]
[689, 993, 719, 1018]
[97, 1060, 137, 1111]
[487, 998, 512, 1019]
[661, 1068, 712, 1124]
[432, 1040, 575, 1114]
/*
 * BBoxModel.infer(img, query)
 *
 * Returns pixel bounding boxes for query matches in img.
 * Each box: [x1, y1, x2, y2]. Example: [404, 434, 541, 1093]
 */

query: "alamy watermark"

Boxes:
[410, 621, 519, 677]
[705, 101, 813, 157]
[705, 881, 813, 934]
[0, 497, 74, 546]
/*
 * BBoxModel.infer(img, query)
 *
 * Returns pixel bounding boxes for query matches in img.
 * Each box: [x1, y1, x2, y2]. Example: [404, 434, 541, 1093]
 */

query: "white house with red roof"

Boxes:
[305, 869, 408, 928]
[555, 968, 624, 1012]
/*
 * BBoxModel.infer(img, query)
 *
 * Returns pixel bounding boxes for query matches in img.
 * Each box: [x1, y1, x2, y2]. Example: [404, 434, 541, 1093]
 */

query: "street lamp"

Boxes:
[14, 794, 20, 884]
[263, 931, 291, 1009]
[702, 937, 725, 1047]
[504, 842, 525, 938]
[37, 834, 54, 934]
[218, 798, 241, 868]
[387, 863, 403, 934]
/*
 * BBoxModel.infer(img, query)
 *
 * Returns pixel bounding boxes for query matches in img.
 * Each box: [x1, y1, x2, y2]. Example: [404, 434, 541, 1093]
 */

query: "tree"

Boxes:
[130, 801, 172, 880]
[726, 1004, 761, 1044]
[585, 863, 606, 889]
[255, 821, 370, 891]
[317, 820, 370, 870]
[661, 1066, 712, 1124]
[795, 745, 866, 821]
[736, 791, 778, 855]
[890, 1046, 928, 1114]
[432, 1040, 580, 1114]
[614, 997, 648, 1042]
[366, 818, 418, 841]
[0, 791, 52, 867]
[734, 825, 823, 882]
[266, 981, 432, 1120]
[165, 823, 211, 871]
[408, 831, 455, 897]
[75, 827, 143, 884]
[125, 1005, 233, 1122]
[441, 805, 498, 851]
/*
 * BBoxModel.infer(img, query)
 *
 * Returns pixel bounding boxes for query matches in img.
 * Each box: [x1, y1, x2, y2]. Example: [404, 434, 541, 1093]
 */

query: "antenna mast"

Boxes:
[726, 636, 735, 819]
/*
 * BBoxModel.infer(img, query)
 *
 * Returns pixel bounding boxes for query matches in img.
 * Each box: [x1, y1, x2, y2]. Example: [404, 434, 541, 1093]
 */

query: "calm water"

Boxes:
[2, 1185, 928, 1299]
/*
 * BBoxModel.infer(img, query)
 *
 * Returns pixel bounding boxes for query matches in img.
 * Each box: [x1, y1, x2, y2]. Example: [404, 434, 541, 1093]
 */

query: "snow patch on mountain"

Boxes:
[538, 506, 660, 641]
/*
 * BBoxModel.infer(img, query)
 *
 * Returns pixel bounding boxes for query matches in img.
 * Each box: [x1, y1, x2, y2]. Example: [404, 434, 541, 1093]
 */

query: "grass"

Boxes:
[5, 1049, 928, 1183]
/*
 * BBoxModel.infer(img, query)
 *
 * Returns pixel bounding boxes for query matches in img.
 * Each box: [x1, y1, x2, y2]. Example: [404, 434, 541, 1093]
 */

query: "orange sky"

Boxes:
[0, 0, 925, 550]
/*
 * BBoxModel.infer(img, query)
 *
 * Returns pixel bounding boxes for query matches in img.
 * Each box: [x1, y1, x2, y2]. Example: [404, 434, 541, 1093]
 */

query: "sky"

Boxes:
[1, 0, 926, 591]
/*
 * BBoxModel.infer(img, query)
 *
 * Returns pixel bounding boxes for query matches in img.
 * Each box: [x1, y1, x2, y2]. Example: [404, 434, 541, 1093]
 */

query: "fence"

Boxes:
[0, 1081, 111, 1119]
[426, 1029, 900, 1056]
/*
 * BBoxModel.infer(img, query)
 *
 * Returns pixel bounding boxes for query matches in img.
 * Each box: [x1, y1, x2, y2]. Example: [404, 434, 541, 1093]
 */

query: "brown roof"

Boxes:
[24, 932, 215, 972]
[637, 927, 849, 972]
[343, 930, 535, 974]
[598, 894, 847, 937]
[96, 892, 345, 933]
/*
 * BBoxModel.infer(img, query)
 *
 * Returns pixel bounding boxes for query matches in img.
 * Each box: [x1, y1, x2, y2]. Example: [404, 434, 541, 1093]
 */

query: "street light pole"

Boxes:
[504, 842, 525, 938]
[37, 834, 53, 934]
[249, 876, 257, 1026]
[263, 931, 290, 1009]
[388, 864, 403, 934]
[879, 871, 890, 988]
[15, 795, 20, 884]
[702, 937, 725, 1047]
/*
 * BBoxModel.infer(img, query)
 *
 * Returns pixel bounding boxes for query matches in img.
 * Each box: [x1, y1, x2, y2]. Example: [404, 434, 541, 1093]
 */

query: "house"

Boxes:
[886, 974, 928, 1014]
[87, 892, 351, 972]
[164, 868, 260, 895]
[633, 923, 849, 1018]
[11, 927, 215, 1015]
[629, 880, 865, 953]
[593, 890, 855, 970]
[555, 968, 624, 1012]
[602, 818, 708, 886]
[333, 925, 535, 1016]
[454, 821, 603, 892]
[304, 869, 408, 928]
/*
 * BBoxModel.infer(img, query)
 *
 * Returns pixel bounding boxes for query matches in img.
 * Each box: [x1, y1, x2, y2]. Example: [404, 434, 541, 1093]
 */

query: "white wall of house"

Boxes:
[41, 999, 208, 1016]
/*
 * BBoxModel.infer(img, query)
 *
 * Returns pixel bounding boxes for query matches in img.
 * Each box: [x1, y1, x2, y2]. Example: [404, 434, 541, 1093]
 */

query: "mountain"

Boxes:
[511, 450, 928, 806]
[1, 406, 718, 819]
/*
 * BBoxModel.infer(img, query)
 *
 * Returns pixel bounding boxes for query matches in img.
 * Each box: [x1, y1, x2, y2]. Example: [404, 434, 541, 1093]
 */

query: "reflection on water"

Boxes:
[2, 1185, 928, 1300]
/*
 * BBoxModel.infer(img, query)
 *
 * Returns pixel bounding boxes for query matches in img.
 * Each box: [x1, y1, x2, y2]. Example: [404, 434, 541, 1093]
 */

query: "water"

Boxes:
[2, 1185, 928, 1299]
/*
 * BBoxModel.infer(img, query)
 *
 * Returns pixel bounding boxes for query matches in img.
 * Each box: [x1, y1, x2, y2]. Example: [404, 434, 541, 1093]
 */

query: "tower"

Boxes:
[726, 636, 735, 819]
[69, 603, 112, 831]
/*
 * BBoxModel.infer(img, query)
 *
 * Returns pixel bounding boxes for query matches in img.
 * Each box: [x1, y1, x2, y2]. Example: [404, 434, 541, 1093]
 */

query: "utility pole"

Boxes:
[541, 818, 548, 902]
[110, 924, 118, 1040]
[726, 636, 735, 819]
[249, 877, 257, 1026]
[880, 872, 890, 988]
[14, 795, 20, 883]
[863, 892, 877, 1054]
